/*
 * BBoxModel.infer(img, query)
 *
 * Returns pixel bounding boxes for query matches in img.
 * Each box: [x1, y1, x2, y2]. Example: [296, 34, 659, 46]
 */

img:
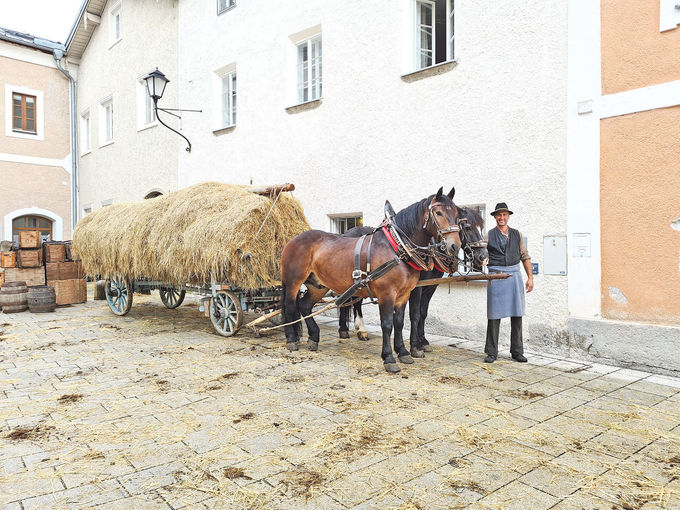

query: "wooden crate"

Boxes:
[46, 261, 83, 281]
[0, 271, 4, 289]
[1, 252, 16, 268]
[3, 267, 45, 286]
[47, 279, 86, 305]
[64, 241, 78, 261]
[19, 230, 42, 249]
[17, 249, 43, 268]
[44, 243, 66, 263]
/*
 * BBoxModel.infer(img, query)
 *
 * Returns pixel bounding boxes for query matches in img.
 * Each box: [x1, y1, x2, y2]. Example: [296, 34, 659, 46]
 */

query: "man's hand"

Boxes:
[526, 277, 534, 293]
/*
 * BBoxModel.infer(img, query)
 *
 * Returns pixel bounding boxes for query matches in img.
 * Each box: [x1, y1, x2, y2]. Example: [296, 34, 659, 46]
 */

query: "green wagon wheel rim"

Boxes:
[209, 291, 243, 337]
[105, 276, 133, 316]
[160, 285, 185, 309]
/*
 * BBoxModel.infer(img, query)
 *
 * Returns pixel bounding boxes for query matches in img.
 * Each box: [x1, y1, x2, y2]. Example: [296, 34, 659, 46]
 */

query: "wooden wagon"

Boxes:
[73, 182, 308, 337]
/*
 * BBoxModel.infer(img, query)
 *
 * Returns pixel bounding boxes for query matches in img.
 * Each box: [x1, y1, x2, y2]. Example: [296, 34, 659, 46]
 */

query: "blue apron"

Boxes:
[487, 263, 525, 319]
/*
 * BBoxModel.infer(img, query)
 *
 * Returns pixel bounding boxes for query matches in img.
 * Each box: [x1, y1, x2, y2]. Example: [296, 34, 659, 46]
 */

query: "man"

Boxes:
[484, 202, 534, 363]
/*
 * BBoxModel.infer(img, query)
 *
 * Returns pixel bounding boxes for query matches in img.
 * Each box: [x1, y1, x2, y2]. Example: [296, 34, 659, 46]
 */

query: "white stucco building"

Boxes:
[66, 0, 680, 375]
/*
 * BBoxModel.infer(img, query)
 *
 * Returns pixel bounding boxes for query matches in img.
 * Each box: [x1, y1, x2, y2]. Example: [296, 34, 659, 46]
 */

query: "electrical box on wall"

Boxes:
[543, 236, 567, 275]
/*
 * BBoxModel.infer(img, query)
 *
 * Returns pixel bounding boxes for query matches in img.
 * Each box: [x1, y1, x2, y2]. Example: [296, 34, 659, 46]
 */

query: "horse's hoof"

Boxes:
[399, 354, 415, 364]
[339, 330, 350, 339]
[357, 332, 370, 341]
[286, 342, 299, 351]
[411, 348, 425, 359]
[423, 344, 433, 353]
[384, 363, 401, 373]
[307, 340, 319, 351]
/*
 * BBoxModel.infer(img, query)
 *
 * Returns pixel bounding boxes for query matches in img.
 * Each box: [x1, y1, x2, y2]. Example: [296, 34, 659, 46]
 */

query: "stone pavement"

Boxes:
[0, 287, 678, 509]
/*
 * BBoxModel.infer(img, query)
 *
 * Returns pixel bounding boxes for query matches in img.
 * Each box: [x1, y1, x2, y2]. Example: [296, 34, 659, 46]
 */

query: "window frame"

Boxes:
[12, 215, 53, 241]
[221, 70, 237, 128]
[99, 96, 114, 147]
[295, 34, 323, 105]
[407, 0, 456, 73]
[80, 109, 91, 155]
[217, 0, 236, 15]
[109, 1, 122, 48]
[12, 93, 37, 134]
[136, 78, 157, 131]
[5, 84, 45, 140]
[328, 214, 363, 235]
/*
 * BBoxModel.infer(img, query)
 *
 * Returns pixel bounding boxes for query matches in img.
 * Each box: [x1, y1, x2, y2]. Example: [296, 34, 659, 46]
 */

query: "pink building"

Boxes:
[0, 27, 73, 244]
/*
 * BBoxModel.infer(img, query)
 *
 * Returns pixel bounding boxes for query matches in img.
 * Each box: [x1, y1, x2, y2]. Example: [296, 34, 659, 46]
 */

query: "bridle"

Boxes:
[424, 201, 460, 238]
[432, 214, 488, 274]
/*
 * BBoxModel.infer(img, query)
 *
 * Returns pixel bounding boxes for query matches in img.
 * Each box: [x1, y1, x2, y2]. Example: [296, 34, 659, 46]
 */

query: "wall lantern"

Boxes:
[143, 68, 201, 152]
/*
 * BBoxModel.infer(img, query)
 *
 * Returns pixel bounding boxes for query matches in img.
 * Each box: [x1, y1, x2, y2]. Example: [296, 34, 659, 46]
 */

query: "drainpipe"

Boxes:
[53, 48, 78, 236]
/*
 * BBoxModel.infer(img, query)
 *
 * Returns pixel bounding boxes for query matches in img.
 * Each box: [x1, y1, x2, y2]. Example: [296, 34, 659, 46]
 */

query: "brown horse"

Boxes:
[279, 188, 462, 373]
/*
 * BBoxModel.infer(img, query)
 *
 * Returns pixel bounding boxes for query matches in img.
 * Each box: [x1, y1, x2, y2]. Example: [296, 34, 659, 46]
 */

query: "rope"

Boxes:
[254, 186, 284, 238]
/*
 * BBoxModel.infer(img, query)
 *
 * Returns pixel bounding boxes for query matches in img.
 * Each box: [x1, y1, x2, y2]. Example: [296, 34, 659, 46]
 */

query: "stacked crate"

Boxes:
[45, 242, 86, 305]
[2, 231, 45, 286]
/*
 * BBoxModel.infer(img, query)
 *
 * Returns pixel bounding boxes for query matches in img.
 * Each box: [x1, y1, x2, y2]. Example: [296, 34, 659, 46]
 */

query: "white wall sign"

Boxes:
[573, 233, 591, 258]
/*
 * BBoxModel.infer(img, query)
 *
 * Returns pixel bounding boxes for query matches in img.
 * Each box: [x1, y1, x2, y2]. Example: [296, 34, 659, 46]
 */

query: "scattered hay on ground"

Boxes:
[278, 467, 325, 499]
[57, 394, 84, 404]
[509, 389, 546, 400]
[5, 424, 55, 441]
[233, 412, 255, 424]
[224, 467, 252, 480]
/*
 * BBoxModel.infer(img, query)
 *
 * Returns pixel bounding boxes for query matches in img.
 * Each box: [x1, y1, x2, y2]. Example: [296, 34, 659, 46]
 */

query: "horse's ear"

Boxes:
[435, 187, 443, 200]
[447, 187, 455, 199]
[384, 200, 396, 219]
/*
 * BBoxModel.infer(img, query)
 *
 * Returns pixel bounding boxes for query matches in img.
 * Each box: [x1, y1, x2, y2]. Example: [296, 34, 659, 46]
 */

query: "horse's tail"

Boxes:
[280, 282, 302, 337]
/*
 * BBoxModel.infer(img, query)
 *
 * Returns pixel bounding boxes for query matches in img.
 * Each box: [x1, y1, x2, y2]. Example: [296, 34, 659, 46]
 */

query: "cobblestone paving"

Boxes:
[1, 287, 679, 509]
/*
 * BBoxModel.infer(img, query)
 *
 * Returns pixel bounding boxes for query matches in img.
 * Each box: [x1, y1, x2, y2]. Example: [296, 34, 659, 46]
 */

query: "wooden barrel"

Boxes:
[27, 285, 57, 313]
[94, 280, 106, 300]
[0, 281, 28, 313]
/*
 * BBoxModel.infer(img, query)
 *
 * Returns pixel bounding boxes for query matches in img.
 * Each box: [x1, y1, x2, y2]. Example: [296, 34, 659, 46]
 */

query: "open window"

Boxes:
[328, 214, 363, 234]
[411, 0, 455, 71]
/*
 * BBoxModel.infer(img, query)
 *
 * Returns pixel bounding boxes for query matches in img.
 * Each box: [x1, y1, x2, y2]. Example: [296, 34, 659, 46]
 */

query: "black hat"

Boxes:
[490, 202, 513, 216]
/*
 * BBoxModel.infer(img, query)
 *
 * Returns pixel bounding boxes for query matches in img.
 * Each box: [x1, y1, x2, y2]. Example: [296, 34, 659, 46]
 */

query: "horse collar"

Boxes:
[381, 224, 428, 271]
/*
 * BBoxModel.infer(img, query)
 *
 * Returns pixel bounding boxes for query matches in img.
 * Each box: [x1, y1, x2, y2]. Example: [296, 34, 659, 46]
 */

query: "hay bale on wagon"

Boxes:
[72, 182, 310, 290]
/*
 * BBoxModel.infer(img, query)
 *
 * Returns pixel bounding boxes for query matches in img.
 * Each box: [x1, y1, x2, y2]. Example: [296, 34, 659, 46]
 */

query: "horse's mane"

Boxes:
[459, 206, 484, 231]
[393, 194, 457, 237]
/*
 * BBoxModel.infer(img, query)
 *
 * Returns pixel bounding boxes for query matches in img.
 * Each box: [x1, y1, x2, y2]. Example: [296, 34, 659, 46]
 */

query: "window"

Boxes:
[109, 1, 122, 46]
[413, 0, 454, 71]
[329, 214, 363, 234]
[83, 206, 92, 217]
[12, 93, 36, 134]
[12, 216, 52, 242]
[221, 71, 237, 128]
[99, 97, 113, 145]
[137, 79, 155, 130]
[5, 85, 44, 140]
[297, 35, 322, 103]
[217, 0, 235, 14]
[102, 199, 113, 207]
[80, 110, 90, 154]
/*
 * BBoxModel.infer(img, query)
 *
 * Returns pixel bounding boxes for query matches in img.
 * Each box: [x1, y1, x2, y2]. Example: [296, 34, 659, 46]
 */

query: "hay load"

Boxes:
[72, 182, 310, 289]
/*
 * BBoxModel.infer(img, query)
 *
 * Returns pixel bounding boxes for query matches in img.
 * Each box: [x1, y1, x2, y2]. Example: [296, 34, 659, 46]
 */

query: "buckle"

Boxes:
[352, 269, 366, 280]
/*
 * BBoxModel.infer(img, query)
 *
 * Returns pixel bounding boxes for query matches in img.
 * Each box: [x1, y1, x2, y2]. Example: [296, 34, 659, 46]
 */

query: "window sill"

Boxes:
[137, 122, 157, 133]
[401, 59, 459, 83]
[7, 130, 44, 141]
[99, 140, 114, 148]
[286, 98, 322, 114]
[213, 125, 236, 136]
[217, 4, 236, 16]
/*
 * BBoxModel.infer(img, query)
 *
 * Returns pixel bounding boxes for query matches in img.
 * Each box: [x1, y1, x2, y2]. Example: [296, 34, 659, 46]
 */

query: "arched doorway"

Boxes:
[144, 191, 163, 199]
[12, 215, 53, 243]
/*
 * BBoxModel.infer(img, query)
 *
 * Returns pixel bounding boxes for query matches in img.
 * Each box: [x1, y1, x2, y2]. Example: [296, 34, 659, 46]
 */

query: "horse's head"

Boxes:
[424, 187, 462, 258]
[457, 207, 489, 270]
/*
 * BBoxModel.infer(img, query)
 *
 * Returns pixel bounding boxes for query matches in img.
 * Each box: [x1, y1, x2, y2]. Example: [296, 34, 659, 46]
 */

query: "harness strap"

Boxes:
[382, 225, 425, 271]
[335, 256, 400, 306]
[352, 235, 367, 283]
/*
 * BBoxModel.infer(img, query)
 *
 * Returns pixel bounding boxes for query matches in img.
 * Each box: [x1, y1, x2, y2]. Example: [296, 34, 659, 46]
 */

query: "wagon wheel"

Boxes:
[268, 309, 284, 327]
[159, 285, 186, 309]
[209, 291, 243, 337]
[105, 276, 133, 316]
